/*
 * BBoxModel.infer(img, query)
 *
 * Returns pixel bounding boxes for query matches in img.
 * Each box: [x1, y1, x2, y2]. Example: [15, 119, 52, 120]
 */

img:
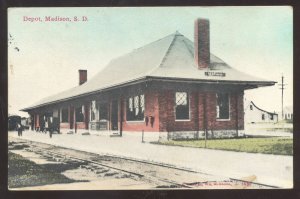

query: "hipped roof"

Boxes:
[22, 31, 275, 111]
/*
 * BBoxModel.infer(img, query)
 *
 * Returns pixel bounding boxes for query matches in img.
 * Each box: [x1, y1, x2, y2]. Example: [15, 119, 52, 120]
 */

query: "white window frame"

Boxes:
[126, 94, 145, 122]
[175, 91, 191, 121]
[216, 93, 231, 121]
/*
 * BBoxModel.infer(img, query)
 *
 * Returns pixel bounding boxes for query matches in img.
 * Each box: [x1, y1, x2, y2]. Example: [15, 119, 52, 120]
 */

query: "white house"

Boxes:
[245, 101, 278, 124]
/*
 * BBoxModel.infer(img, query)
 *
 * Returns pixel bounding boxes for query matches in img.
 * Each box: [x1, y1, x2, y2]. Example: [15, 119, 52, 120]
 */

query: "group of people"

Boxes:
[16, 120, 53, 138]
[35, 117, 56, 138]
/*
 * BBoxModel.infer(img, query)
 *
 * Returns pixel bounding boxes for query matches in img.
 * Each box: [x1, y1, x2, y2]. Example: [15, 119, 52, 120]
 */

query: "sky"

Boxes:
[8, 6, 293, 117]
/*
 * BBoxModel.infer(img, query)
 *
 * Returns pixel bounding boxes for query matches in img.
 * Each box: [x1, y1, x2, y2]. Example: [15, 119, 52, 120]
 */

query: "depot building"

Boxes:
[21, 18, 275, 139]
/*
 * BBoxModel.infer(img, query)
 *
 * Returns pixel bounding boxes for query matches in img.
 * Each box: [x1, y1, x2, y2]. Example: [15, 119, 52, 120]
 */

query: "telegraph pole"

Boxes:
[278, 75, 287, 120]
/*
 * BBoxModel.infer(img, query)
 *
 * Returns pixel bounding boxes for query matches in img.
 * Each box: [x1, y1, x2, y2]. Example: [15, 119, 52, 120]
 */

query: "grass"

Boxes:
[8, 152, 78, 188]
[153, 137, 293, 156]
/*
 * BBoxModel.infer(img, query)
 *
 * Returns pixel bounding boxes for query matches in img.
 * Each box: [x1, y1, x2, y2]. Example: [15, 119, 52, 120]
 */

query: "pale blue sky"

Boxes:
[8, 6, 293, 117]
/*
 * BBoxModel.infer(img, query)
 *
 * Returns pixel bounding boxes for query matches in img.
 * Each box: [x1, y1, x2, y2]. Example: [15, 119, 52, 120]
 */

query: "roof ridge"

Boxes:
[182, 38, 195, 59]
[143, 33, 177, 76]
[158, 33, 177, 68]
[133, 32, 177, 52]
[250, 101, 277, 115]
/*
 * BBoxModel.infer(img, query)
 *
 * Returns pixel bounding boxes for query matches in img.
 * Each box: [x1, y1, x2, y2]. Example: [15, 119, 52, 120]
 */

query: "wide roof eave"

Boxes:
[21, 76, 275, 112]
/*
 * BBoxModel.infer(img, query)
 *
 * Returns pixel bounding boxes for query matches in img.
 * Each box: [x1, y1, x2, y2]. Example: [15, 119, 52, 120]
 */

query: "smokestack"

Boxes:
[79, 69, 87, 85]
[194, 18, 210, 69]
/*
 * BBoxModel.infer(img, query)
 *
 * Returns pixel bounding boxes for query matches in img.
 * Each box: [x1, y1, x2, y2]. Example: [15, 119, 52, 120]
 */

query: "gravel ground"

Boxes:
[8, 130, 293, 188]
[8, 137, 270, 190]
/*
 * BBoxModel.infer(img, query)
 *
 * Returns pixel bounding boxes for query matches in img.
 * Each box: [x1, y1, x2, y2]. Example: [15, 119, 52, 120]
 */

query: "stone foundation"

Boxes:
[159, 130, 245, 141]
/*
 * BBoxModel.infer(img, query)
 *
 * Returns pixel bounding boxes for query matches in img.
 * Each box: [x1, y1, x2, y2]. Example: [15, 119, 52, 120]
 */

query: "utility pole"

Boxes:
[278, 75, 287, 120]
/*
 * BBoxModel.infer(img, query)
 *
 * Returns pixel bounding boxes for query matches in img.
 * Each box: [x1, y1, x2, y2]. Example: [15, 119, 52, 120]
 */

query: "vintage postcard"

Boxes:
[8, 6, 293, 190]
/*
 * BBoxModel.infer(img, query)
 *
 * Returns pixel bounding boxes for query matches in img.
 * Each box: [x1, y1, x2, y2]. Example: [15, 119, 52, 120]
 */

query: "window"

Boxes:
[216, 93, 229, 120]
[99, 103, 108, 120]
[262, 114, 265, 120]
[270, 114, 273, 120]
[61, 108, 68, 122]
[175, 92, 189, 120]
[76, 106, 84, 122]
[126, 94, 144, 121]
[250, 105, 253, 110]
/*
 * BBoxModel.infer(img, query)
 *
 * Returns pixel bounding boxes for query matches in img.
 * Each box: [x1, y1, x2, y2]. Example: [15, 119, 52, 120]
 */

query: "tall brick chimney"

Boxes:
[79, 69, 87, 85]
[194, 18, 210, 69]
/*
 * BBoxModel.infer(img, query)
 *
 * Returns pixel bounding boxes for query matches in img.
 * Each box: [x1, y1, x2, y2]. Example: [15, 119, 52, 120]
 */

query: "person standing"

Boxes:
[49, 117, 52, 138]
[44, 119, 48, 134]
[17, 123, 22, 137]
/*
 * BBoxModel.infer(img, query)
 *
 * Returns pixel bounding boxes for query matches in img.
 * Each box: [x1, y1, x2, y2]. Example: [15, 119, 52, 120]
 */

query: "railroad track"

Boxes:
[9, 137, 278, 189]
[23, 144, 194, 188]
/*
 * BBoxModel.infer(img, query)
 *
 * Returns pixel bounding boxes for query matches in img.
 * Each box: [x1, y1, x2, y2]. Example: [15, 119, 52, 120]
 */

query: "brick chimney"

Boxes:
[194, 18, 210, 69]
[79, 69, 87, 85]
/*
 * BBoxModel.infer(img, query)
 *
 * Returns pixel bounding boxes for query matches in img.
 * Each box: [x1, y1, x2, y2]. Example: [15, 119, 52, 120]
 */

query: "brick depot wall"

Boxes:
[204, 92, 244, 131]
[60, 122, 69, 129]
[159, 90, 244, 132]
[53, 88, 244, 135]
[158, 90, 198, 132]
[75, 122, 85, 129]
[122, 91, 160, 132]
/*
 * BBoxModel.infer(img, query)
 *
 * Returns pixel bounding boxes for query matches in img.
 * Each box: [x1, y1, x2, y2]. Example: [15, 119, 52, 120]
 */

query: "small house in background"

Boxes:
[244, 100, 278, 124]
[8, 114, 21, 131]
[21, 18, 276, 139]
[281, 106, 293, 122]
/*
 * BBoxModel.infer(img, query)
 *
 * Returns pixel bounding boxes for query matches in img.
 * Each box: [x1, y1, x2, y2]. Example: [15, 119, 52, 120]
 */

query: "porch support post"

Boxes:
[203, 93, 207, 147]
[30, 114, 34, 130]
[74, 106, 76, 133]
[119, 97, 123, 137]
[85, 103, 89, 130]
[68, 106, 71, 129]
[195, 92, 199, 139]
[235, 92, 239, 137]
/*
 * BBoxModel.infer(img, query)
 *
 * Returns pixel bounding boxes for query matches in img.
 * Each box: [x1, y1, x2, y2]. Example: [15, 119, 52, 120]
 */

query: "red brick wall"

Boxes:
[202, 92, 244, 131]
[55, 89, 244, 133]
[195, 19, 210, 69]
[60, 104, 89, 130]
[122, 91, 160, 132]
[35, 114, 40, 128]
[159, 90, 244, 132]
[60, 123, 69, 129]
[158, 90, 198, 132]
[75, 122, 85, 129]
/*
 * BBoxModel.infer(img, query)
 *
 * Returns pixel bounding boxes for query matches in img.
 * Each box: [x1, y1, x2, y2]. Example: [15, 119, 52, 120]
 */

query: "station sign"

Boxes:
[204, 71, 226, 77]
